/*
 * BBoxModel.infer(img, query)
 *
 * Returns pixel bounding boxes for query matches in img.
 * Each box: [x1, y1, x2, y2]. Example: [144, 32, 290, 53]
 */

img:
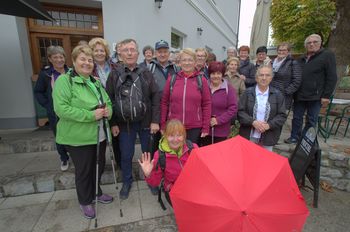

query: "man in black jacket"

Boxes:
[106, 39, 160, 199]
[285, 34, 337, 144]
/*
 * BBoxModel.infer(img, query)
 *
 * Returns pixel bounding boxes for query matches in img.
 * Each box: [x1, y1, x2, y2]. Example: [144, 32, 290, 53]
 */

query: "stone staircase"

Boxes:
[0, 129, 143, 198]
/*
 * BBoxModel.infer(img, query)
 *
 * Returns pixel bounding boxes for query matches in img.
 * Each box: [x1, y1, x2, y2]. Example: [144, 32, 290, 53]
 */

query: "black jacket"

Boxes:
[238, 86, 287, 146]
[238, 59, 256, 88]
[295, 48, 337, 101]
[270, 55, 302, 109]
[106, 65, 160, 130]
[34, 65, 68, 129]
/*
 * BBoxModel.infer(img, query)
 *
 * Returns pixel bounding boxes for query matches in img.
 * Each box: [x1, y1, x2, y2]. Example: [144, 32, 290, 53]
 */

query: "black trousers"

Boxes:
[186, 128, 201, 144]
[200, 136, 227, 146]
[65, 140, 106, 205]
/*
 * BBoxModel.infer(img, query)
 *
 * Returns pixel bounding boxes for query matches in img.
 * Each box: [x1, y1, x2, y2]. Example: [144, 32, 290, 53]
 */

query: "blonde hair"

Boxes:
[226, 57, 240, 68]
[71, 45, 93, 63]
[195, 47, 208, 58]
[179, 48, 197, 62]
[88, 37, 111, 59]
[164, 119, 187, 141]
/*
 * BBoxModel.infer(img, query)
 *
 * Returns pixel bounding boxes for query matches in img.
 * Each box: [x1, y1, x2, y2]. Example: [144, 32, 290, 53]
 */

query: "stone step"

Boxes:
[0, 145, 144, 198]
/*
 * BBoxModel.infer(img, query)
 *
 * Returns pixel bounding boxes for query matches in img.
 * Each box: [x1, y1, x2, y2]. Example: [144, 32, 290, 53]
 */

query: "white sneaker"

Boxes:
[61, 160, 69, 171]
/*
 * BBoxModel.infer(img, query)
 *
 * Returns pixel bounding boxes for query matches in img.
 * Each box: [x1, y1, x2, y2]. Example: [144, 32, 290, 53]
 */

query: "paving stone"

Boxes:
[11, 140, 28, 153]
[32, 199, 90, 232]
[320, 167, 343, 178]
[40, 140, 56, 152]
[115, 215, 177, 232]
[29, 139, 40, 152]
[345, 172, 350, 179]
[3, 176, 35, 196]
[0, 204, 46, 232]
[334, 159, 350, 168]
[335, 179, 350, 191]
[321, 158, 330, 167]
[36, 174, 56, 193]
[101, 171, 117, 185]
[139, 189, 172, 220]
[58, 173, 75, 190]
[328, 151, 346, 161]
[274, 144, 291, 152]
[320, 177, 336, 186]
[0, 192, 53, 209]
[0, 143, 13, 154]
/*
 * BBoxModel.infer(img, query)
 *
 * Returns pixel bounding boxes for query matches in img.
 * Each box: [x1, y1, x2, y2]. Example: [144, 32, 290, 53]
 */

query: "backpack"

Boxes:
[169, 73, 203, 94]
[156, 139, 194, 210]
[148, 62, 179, 75]
[114, 69, 146, 122]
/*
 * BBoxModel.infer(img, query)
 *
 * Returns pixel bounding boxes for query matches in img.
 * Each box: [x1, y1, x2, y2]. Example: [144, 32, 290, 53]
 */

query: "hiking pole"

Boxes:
[95, 120, 101, 228]
[104, 118, 123, 217]
[211, 115, 216, 144]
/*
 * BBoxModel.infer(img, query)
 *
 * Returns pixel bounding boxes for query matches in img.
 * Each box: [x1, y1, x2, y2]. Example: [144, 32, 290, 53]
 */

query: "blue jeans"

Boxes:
[119, 122, 150, 185]
[291, 100, 321, 140]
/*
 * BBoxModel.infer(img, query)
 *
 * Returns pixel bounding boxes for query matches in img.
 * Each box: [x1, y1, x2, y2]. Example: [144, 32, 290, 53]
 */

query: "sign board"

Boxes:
[289, 127, 321, 207]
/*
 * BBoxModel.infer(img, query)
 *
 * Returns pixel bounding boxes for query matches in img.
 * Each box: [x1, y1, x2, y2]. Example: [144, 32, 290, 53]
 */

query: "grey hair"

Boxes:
[120, 38, 139, 52]
[304, 34, 322, 46]
[47, 46, 66, 58]
[255, 64, 272, 78]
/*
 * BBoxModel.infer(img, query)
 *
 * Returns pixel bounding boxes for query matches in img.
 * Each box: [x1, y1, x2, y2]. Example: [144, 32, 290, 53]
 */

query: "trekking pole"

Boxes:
[211, 126, 215, 144]
[104, 118, 123, 217]
[94, 120, 101, 228]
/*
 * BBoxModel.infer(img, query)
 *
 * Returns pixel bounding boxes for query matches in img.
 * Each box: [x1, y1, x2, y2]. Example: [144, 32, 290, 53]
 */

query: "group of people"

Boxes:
[34, 33, 337, 219]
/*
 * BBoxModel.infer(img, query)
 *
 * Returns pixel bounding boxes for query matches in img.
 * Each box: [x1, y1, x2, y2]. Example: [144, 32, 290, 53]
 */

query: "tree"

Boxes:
[270, 0, 336, 52]
[328, 0, 350, 76]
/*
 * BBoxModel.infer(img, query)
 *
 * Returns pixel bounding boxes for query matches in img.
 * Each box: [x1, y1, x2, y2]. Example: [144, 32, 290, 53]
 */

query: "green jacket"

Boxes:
[52, 70, 112, 145]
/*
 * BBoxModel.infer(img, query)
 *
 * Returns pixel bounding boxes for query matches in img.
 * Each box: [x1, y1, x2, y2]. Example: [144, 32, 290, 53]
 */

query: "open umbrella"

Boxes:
[170, 136, 309, 232]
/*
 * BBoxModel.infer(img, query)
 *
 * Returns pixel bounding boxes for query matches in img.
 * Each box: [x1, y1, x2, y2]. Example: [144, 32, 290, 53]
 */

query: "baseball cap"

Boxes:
[155, 40, 169, 50]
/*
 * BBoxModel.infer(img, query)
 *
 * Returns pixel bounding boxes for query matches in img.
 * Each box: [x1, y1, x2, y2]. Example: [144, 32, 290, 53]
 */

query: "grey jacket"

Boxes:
[238, 86, 287, 146]
[148, 59, 178, 95]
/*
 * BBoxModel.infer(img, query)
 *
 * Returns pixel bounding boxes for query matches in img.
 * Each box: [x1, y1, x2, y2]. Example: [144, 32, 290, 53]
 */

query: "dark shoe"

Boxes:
[149, 185, 159, 196]
[80, 204, 95, 219]
[119, 183, 131, 200]
[284, 137, 298, 144]
[96, 194, 113, 204]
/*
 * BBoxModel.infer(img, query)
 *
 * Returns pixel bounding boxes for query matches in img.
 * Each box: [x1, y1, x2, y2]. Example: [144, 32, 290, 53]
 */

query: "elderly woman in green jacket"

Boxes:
[53, 45, 113, 219]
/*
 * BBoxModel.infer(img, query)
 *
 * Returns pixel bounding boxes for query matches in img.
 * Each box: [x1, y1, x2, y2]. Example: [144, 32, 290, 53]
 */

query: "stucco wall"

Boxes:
[0, 15, 36, 129]
[102, 0, 239, 61]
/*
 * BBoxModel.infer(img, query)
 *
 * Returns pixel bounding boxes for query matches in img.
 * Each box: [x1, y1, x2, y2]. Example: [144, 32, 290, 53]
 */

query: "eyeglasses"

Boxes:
[121, 48, 138, 54]
[278, 49, 288, 52]
[306, 41, 320, 45]
[180, 59, 195, 63]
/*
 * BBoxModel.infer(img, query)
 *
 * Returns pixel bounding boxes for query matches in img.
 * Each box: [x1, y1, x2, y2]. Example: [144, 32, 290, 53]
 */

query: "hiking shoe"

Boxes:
[95, 194, 114, 204]
[60, 160, 69, 171]
[149, 186, 159, 196]
[284, 137, 298, 144]
[80, 204, 95, 219]
[119, 183, 131, 200]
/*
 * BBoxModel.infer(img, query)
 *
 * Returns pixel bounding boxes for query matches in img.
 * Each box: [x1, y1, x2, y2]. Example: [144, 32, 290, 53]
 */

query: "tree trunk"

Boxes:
[328, 0, 350, 78]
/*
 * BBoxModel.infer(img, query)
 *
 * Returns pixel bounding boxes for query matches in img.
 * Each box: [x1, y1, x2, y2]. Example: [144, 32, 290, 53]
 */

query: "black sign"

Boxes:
[289, 127, 321, 207]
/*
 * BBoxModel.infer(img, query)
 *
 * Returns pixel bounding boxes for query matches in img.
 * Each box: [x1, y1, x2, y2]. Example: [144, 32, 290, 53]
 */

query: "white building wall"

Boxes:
[0, 15, 36, 129]
[103, 0, 239, 61]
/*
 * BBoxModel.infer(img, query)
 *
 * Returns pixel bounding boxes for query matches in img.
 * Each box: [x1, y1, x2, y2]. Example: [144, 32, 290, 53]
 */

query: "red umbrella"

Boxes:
[170, 136, 309, 232]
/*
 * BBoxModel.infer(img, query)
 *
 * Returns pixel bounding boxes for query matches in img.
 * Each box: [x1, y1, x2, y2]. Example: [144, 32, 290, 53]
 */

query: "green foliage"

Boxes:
[270, 0, 336, 52]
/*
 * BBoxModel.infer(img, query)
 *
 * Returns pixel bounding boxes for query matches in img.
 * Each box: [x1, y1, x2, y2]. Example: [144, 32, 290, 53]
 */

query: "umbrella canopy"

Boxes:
[249, 0, 271, 59]
[0, 0, 54, 21]
[170, 136, 309, 232]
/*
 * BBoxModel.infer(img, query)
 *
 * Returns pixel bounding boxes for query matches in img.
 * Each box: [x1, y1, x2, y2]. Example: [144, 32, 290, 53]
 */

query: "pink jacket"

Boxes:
[145, 143, 198, 192]
[160, 70, 211, 133]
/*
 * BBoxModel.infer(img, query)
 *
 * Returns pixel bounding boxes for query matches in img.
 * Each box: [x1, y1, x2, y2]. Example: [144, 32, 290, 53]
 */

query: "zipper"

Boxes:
[182, 78, 187, 124]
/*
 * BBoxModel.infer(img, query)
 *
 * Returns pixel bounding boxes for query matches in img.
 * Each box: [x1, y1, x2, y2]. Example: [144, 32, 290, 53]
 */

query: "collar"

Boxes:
[255, 85, 269, 96]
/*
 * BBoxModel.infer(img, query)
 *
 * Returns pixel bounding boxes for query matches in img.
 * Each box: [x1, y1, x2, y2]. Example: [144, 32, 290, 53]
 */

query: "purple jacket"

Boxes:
[210, 79, 238, 137]
[161, 70, 211, 133]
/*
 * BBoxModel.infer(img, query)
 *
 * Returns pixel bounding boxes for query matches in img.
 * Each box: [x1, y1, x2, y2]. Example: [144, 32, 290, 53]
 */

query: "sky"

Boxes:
[238, 0, 257, 47]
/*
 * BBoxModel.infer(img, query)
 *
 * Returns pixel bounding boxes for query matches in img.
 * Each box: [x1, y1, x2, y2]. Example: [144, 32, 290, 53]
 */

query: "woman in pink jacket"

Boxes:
[138, 119, 197, 206]
[160, 48, 211, 144]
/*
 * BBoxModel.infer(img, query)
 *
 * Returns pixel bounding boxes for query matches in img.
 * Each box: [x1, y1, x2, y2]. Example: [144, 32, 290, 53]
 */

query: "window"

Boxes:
[34, 10, 100, 30]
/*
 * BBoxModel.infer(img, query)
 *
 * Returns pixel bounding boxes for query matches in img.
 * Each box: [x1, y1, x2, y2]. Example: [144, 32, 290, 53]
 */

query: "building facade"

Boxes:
[0, 0, 240, 129]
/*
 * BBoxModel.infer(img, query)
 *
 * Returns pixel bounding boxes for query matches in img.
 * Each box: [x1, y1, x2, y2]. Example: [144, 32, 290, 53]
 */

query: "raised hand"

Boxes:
[138, 152, 154, 178]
